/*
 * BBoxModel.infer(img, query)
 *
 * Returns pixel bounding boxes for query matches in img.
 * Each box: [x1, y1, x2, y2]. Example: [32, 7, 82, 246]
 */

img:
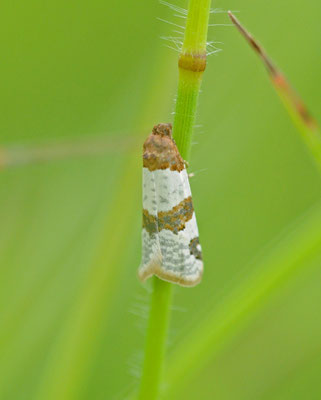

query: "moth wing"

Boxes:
[159, 203, 203, 287]
[153, 168, 191, 213]
[175, 213, 203, 287]
[139, 169, 162, 282]
[157, 169, 203, 287]
[139, 167, 203, 286]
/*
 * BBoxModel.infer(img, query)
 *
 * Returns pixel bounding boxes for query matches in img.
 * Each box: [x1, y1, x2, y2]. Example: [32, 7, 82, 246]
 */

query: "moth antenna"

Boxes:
[190, 168, 208, 176]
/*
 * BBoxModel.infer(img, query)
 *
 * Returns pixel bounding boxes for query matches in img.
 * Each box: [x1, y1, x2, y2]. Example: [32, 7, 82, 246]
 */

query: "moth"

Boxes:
[138, 123, 203, 287]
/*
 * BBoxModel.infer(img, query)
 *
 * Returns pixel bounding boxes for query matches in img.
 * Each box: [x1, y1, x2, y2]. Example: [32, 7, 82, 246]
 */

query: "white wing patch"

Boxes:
[153, 168, 191, 212]
[139, 167, 203, 287]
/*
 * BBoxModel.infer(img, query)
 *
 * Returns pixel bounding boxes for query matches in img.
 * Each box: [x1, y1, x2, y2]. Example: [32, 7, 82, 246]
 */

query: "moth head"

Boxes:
[152, 123, 172, 138]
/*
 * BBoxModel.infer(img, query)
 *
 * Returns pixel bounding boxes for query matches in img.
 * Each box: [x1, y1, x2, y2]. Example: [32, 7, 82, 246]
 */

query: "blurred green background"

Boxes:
[0, 0, 320, 399]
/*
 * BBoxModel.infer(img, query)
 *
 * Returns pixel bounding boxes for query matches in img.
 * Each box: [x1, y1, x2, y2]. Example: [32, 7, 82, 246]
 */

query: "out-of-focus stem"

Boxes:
[228, 11, 321, 171]
[0, 136, 133, 169]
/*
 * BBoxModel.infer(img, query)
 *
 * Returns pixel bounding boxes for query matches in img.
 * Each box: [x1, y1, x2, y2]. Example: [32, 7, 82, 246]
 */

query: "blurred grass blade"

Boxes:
[164, 201, 321, 396]
[34, 150, 142, 400]
[228, 11, 321, 171]
[33, 54, 177, 400]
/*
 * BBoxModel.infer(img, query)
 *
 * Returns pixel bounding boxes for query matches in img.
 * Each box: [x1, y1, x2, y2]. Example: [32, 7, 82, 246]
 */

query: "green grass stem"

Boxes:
[138, 0, 211, 398]
[138, 279, 173, 400]
[173, 0, 211, 160]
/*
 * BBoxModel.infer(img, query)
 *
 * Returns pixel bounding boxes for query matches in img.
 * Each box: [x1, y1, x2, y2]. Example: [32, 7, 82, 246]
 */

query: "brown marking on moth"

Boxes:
[189, 237, 202, 260]
[142, 196, 194, 234]
[142, 209, 158, 235]
[138, 255, 202, 287]
[143, 123, 185, 172]
[178, 52, 206, 72]
[158, 196, 194, 233]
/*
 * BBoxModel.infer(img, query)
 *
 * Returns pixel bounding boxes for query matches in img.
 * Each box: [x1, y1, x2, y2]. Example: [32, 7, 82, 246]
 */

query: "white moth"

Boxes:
[138, 123, 203, 287]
